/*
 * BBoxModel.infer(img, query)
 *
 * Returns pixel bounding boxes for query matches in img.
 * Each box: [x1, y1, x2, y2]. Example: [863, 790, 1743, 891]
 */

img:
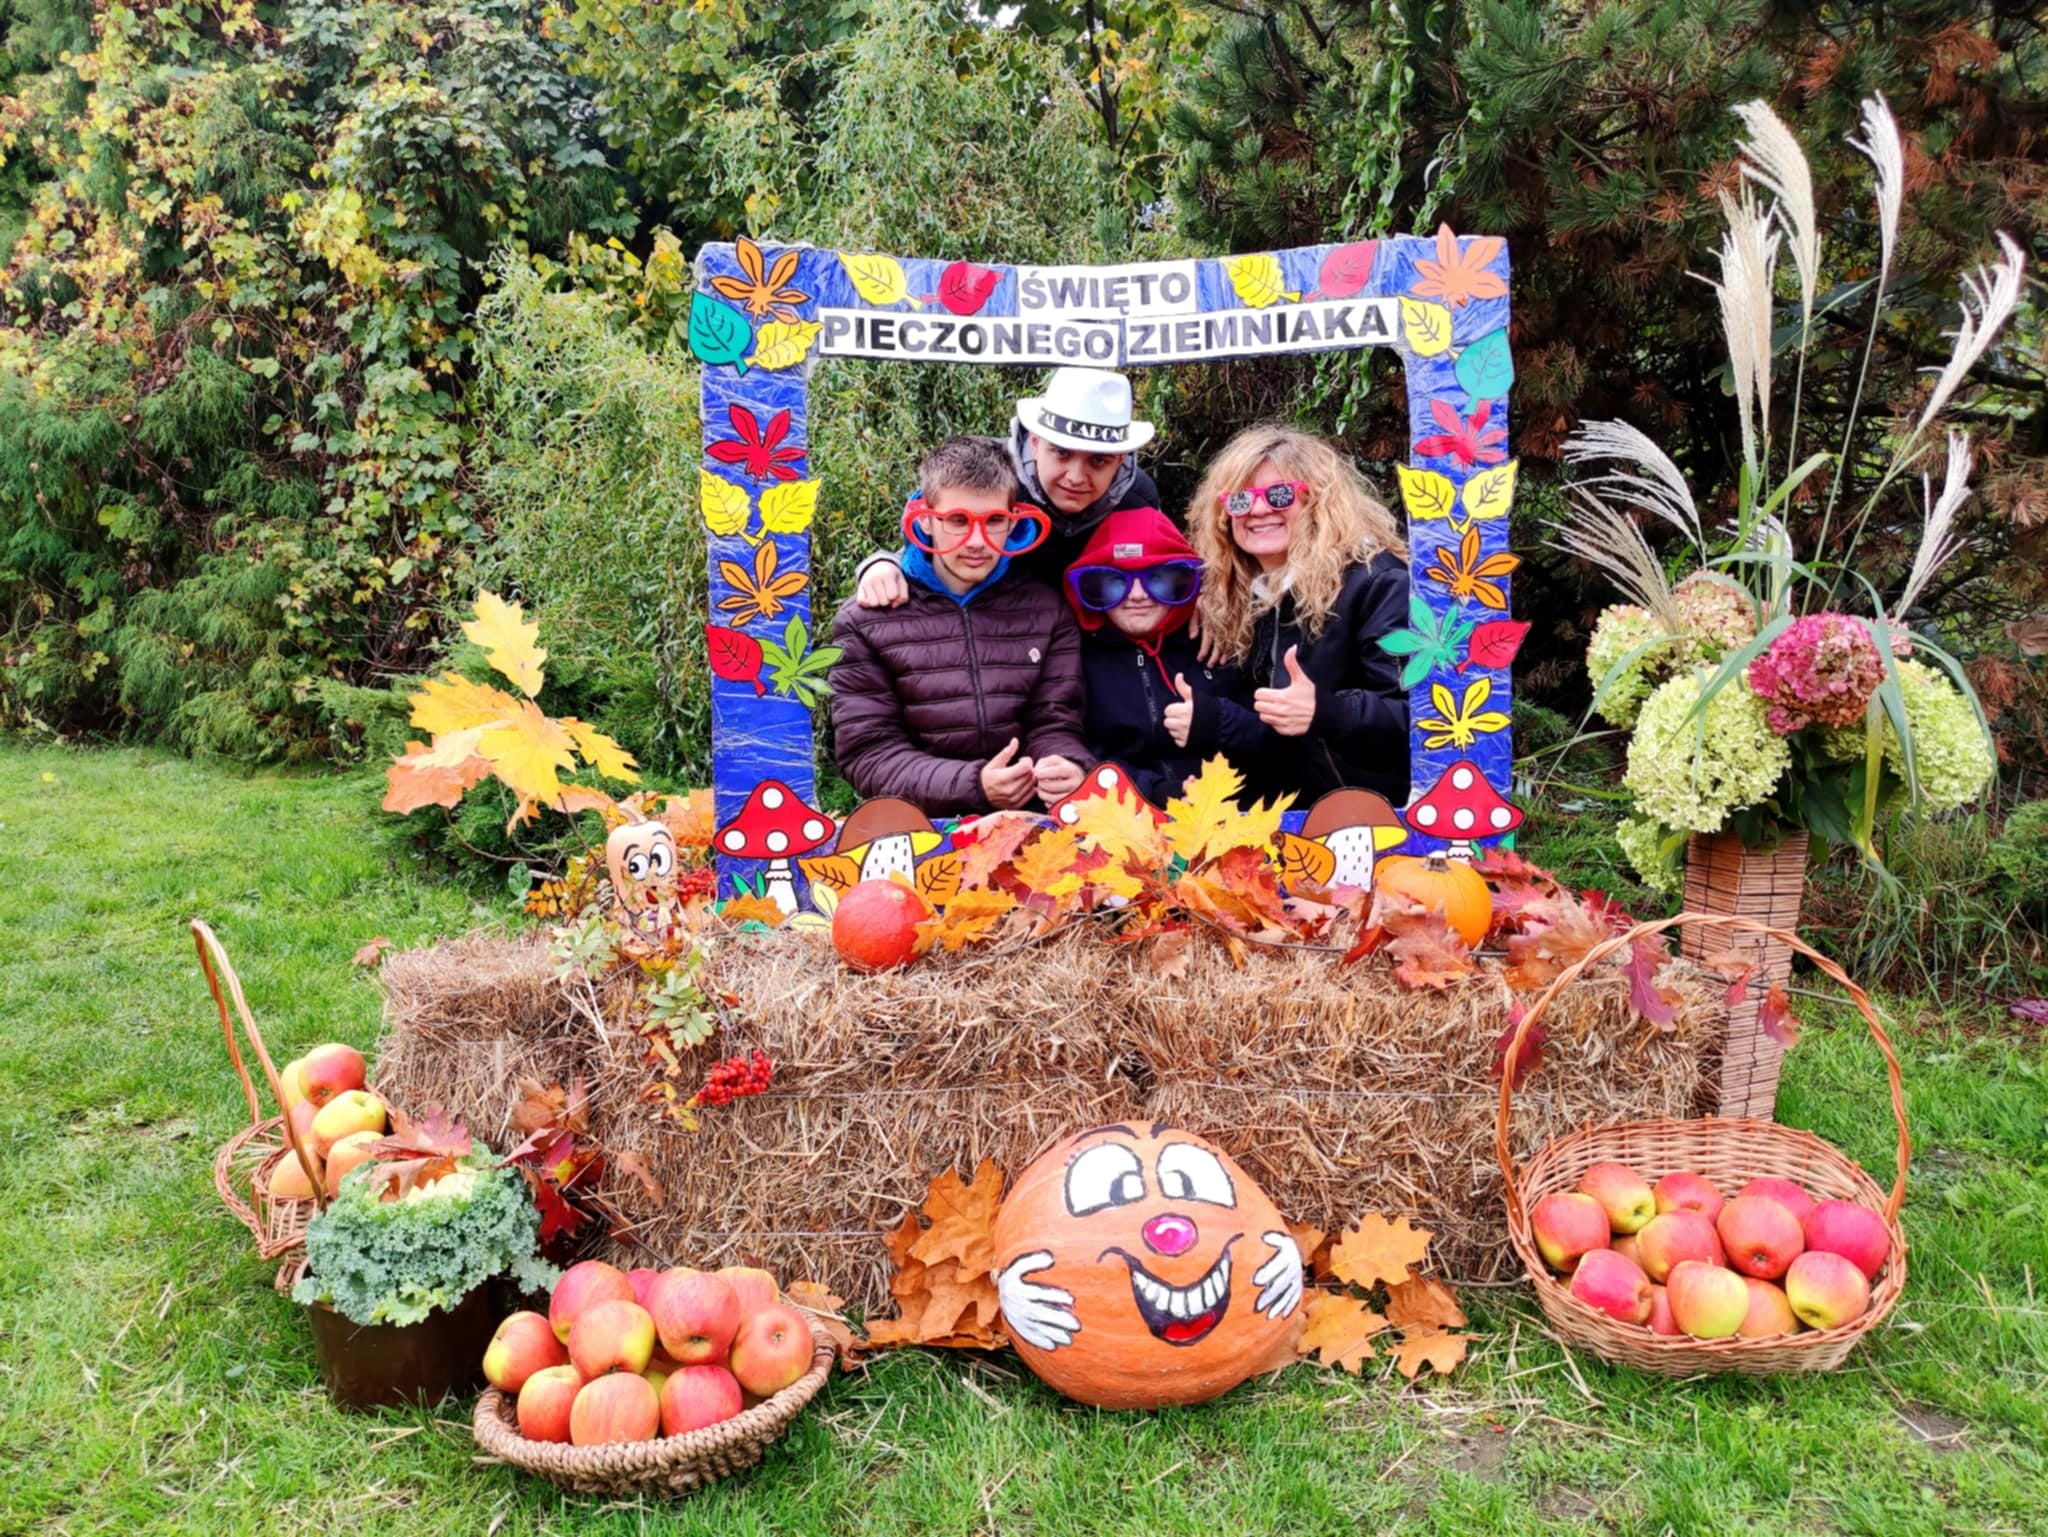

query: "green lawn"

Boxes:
[2, 742, 2044, 1536]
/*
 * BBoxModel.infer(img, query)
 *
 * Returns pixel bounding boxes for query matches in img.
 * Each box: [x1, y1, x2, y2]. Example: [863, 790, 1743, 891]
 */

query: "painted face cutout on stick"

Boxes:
[993, 1123, 1304, 1409]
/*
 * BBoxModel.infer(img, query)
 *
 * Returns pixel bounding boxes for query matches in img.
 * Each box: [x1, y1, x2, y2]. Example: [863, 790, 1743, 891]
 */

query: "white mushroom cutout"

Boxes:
[833, 797, 944, 885]
[1295, 788, 1408, 891]
[714, 780, 837, 915]
[1404, 759, 1523, 862]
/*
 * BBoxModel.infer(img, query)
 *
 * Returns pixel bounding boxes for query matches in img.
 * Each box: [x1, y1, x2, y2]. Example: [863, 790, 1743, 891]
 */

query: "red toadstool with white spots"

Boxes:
[1403, 760, 1522, 861]
[715, 781, 836, 914]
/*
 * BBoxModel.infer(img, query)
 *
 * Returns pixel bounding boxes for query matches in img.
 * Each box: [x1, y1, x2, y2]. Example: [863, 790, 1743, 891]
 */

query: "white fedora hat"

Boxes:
[1014, 367, 1155, 454]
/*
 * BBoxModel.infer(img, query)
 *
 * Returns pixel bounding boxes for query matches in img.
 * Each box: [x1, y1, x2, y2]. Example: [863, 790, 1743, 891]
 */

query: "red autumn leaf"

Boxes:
[1760, 982, 1800, 1048]
[705, 624, 766, 696]
[1705, 948, 1757, 1008]
[1490, 1001, 1548, 1088]
[927, 261, 1001, 315]
[1305, 239, 1377, 300]
[1459, 619, 1530, 673]
[531, 1178, 586, 1243]
[1342, 920, 1387, 966]
[365, 1105, 473, 1202]
[706, 404, 806, 482]
[1625, 933, 1681, 1029]
[1413, 398, 1510, 467]
[1473, 847, 1552, 883]
[1581, 889, 1637, 933]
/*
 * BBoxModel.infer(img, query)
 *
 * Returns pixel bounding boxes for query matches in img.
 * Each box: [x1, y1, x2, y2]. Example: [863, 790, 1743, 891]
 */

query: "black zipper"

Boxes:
[960, 600, 990, 755]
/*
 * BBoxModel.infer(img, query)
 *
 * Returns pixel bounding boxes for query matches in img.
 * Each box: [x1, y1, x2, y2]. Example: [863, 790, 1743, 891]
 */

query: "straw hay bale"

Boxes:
[376, 925, 1718, 1311]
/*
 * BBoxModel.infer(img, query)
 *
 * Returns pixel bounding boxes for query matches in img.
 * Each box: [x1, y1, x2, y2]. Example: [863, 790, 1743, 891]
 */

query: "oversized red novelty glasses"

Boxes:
[902, 498, 1051, 557]
[1218, 480, 1311, 517]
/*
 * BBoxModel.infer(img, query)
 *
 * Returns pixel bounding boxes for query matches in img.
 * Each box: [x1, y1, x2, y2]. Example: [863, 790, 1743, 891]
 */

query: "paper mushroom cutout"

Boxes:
[1404, 759, 1522, 861]
[1293, 788, 1408, 890]
[714, 781, 837, 915]
[992, 1123, 1305, 1410]
[606, 819, 677, 912]
[832, 797, 943, 885]
[1047, 763, 1167, 829]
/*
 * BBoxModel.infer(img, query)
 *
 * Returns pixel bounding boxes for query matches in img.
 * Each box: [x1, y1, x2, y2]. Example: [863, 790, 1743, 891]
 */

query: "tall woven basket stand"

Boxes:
[1682, 830, 1810, 1119]
[1497, 911, 1909, 1376]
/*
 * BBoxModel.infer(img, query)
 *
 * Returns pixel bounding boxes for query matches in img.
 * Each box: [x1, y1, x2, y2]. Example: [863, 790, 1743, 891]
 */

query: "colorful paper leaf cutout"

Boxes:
[1305, 240, 1377, 301]
[758, 478, 820, 536]
[1460, 619, 1529, 673]
[1378, 596, 1476, 688]
[1454, 327, 1514, 399]
[1396, 464, 1458, 524]
[706, 625, 767, 696]
[844, 253, 912, 307]
[752, 319, 821, 370]
[1400, 298, 1453, 357]
[927, 261, 1001, 315]
[1461, 460, 1518, 525]
[1224, 252, 1300, 309]
[1423, 527, 1519, 610]
[699, 471, 752, 538]
[715, 542, 808, 628]
[706, 405, 805, 482]
[1413, 399, 1509, 468]
[707, 237, 809, 318]
[462, 591, 547, 698]
[1410, 224, 1508, 308]
[1417, 677, 1511, 749]
[688, 295, 752, 372]
[797, 852, 859, 916]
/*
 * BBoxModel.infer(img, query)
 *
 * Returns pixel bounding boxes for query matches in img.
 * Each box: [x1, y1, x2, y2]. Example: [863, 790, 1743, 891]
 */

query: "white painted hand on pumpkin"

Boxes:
[1252, 1230, 1304, 1321]
[997, 1249, 1079, 1351]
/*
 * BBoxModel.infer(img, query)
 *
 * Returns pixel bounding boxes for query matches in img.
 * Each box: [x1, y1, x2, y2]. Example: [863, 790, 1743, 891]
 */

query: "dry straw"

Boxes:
[378, 926, 1719, 1309]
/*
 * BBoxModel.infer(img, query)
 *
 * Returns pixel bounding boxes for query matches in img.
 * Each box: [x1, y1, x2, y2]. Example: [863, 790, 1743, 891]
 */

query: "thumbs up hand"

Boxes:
[1163, 672, 1196, 749]
[1252, 646, 1317, 736]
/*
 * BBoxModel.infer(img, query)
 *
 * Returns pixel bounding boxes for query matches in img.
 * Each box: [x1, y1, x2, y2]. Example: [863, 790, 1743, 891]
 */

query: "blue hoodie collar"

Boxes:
[902, 543, 1012, 607]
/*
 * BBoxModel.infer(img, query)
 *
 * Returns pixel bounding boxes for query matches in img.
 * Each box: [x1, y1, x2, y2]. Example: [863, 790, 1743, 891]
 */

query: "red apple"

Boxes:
[1569, 1248, 1654, 1324]
[1737, 1277, 1798, 1339]
[297, 1042, 367, 1107]
[568, 1299, 657, 1379]
[549, 1260, 635, 1344]
[309, 1089, 386, 1159]
[1577, 1162, 1656, 1235]
[1530, 1192, 1610, 1274]
[728, 1304, 812, 1398]
[485, 1310, 571, 1394]
[1738, 1176, 1817, 1225]
[660, 1363, 745, 1436]
[1612, 1234, 1641, 1266]
[718, 1265, 781, 1316]
[1646, 1285, 1679, 1336]
[650, 1269, 741, 1365]
[1802, 1200, 1890, 1280]
[1666, 1260, 1749, 1339]
[1635, 1210, 1726, 1283]
[628, 1268, 663, 1311]
[1784, 1250, 1870, 1331]
[1717, 1195, 1805, 1280]
[570, 1371, 660, 1445]
[1652, 1171, 1725, 1223]
[516, 1364, 583, 1443]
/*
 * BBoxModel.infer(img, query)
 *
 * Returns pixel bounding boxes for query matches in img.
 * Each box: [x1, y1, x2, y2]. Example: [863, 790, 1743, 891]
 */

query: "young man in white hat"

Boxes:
[853, 366, 1166, 606]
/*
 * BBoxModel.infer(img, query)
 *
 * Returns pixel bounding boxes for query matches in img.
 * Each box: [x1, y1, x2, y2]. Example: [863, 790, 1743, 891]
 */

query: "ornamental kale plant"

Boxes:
[292, 1155, 555, 1327]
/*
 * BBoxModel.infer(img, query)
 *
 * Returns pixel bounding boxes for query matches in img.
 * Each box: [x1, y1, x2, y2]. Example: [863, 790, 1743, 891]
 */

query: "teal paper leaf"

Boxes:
[1454, 327, 1513, 402]
[689, 295, 752, 372]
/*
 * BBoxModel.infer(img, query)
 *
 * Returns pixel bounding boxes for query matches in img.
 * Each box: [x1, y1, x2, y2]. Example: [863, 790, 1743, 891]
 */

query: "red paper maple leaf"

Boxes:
[706, 404, 806, 482]
[1413, 398, 1509, 467]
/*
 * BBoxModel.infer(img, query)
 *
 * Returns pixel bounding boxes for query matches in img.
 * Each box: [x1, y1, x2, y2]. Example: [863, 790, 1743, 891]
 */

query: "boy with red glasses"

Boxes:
[828, 437, 1092, 815]
[1062, 507, 1263, 805]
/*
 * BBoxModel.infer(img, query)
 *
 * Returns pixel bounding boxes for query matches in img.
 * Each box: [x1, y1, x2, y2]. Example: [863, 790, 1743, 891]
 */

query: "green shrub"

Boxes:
[1988, 800, 2048, 916]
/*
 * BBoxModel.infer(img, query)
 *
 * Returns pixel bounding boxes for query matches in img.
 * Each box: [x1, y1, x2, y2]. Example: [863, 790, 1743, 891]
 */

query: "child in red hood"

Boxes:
[1063, 507, 1263, 805]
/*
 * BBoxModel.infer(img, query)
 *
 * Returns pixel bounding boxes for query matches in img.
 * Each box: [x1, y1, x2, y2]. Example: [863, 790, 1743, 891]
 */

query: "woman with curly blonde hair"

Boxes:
[1165, 424, 1412, 804]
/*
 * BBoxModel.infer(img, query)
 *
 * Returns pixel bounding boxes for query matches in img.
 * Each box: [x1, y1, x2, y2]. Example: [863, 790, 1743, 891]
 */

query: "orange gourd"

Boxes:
[1371, 851, 1492, 947]
[991, 1124, 1305, 1409]
[830, 880, 929, 972]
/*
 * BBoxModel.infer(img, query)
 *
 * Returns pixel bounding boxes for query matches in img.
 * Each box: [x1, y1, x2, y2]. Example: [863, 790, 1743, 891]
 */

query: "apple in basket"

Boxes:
[296, 1042, 367, 1107]
[1784, 1251, 1871, 1331]
[1737, 1278, 1798, 1340]
[1802, 1200, 1890, 1280]
[517, 1365, 584, 1444]
[1646, 1285, 1679, 1337]
[269, 1149, 321, 1201]
[309, 1089, 386, 1159]
[1738, 1177, 1817, 1225]
[728, 1304, 813, 1397]
[485, 1311, 570, 1395]
[628, 1268, 664, 1311]
[1531, 1192, 1609, 1274]
[322, 1130, 381, 1197]
[1569, 1248, 1653, 1325]
[1666, 1261, 1749, 1340]
[1576, 1163, 1656, 1235]
[1635, 1210, 1725, 1284]
[550, 1260, 635, 1343]
[661, 1364, 745, 1436]
[568, 1300, 658, 1379]
[571, 1372, 661, 1446]
[1716, 1196, 1805, 1280]
[719, 1265, 781, 1315]
[650, 1270, 741, 1365]
[1652, 1172, 1725, 1223]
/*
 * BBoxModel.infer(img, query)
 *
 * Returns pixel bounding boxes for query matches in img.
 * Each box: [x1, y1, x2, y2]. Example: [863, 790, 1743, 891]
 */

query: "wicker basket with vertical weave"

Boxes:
[1497, 912, 1908, 1376]
[471, 1318, 837, 1496]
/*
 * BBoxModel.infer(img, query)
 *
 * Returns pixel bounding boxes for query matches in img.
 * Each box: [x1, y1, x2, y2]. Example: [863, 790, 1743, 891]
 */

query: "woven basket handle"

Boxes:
[192, 919, 327, 1210]
[1493, 911, 1908, 1231]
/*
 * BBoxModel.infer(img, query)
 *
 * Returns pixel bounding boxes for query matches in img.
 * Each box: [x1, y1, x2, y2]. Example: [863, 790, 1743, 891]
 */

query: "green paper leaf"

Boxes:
[689, 295, 752, 372]
[1453, 327, 1513, 401]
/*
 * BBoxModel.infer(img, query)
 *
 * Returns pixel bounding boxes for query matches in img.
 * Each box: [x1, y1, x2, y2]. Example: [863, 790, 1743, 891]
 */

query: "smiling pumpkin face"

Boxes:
[605, 820, 676, 912]
[992, 1123, 1305, 1409]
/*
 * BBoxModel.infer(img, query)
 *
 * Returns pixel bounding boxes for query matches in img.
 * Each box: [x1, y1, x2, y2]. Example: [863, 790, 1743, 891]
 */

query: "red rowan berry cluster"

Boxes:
[689, 1050, 773, 1109]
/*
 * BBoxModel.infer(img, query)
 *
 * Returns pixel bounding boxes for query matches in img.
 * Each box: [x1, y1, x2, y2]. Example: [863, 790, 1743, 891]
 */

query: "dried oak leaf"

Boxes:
[1150, 929, 1192, 980]
[786, 1279, 860, 1363]
[915, 888, 1018, 953]
[908, 1158, 1003, 1277]
[1298, 1292, 1389, 1374]
[1380, 903, 1474, 990]
[611, 1151, 665, 1206]
[1330, 1214, 1434, 1291]
[1385, 1274, 1467, 1332]
[1391, 1327, 1469, 1380]
[718, 893, 787, 929]
[351, 936, 393, 968]
[1501, 895, 1609, 990]
[1288, 1221, 1332, 1280]
[1705, 948, 1757, 1008]
[511, 1076, 591, 1137]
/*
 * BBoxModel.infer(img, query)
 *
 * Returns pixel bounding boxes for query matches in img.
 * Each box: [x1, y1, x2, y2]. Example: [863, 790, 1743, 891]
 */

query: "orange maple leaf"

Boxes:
[914, 887, 1019, 953]
[1384, 1274, 1467, 1332]
[1410, 224, 1508, 309]
[953, 811, 1041, 889]
[908, 1158, 1003, 1277]
[1298, 1292, 1390, 1374]
[1329, 1214, 1435, 1291]
[382, 740, 491, 813]
[1390, 1327, 1469, 1380]
[1008, 826, 1086, 907]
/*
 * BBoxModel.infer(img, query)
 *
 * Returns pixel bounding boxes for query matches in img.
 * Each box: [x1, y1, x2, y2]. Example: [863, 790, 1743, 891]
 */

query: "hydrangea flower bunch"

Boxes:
[1745, 613, 1887, 733]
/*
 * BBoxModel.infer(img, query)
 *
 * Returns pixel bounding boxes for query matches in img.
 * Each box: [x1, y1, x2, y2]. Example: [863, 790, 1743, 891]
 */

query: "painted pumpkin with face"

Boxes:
[606, 820, 676, 912]
[992, 1123, 1305, 1409]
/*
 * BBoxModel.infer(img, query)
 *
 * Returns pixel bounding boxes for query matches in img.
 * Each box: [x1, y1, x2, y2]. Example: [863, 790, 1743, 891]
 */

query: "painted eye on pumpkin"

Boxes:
[648, 844, 673, 877]
[626, 853, 651, 880]
[1155, 1143, 1236, 1208]
[1065, 1142, 1146, 1216]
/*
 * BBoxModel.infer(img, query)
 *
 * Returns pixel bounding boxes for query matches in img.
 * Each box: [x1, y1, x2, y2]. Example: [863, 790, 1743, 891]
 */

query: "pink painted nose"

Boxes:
[1142, 1213, 1198, 1256]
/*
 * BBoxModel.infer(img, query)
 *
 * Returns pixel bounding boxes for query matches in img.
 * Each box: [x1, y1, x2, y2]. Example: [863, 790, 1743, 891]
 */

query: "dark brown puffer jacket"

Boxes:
[827, 573, 1092, 815]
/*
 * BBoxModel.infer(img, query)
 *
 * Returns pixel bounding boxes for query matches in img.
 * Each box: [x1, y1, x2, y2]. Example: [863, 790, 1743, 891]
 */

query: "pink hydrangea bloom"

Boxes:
[1747, 613, 1885, 733]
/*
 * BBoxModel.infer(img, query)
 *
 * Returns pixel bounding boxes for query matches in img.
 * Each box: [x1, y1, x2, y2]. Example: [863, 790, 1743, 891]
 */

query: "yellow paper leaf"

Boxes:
[700, 471, 753, 538]
[798, 852, 860, 920]
[758, 478, 820, 536]
[1224, 252, 1299, 309]
[843, 253, 911, 307]
[1395, 464, 1458, 524]
[1400, 298, 1453, 358]
[1460, 460, 1517, 525]
[560, 717, 640, 783]
[408, 673, 522, 737]
[462, 591, 548, 697]
[752, 319, 821, 370]
[1164, 756, 1292, 867]
[475, 702, 577, 804]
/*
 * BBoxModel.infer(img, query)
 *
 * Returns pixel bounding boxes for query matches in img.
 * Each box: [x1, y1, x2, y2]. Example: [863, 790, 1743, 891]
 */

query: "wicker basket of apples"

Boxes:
[1494, 913, 1907, 1376]
[472, 1260, 836, 1496]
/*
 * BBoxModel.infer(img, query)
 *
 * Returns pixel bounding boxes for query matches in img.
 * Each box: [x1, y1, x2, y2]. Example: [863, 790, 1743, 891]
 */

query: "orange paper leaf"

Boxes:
[1410, 224, 1508, 309]
[1329, 1214, 1434, 1291]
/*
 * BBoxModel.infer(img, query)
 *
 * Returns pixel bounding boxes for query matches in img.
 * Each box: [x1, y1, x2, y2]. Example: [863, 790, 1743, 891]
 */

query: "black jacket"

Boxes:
[1193, 550, 1412, 806]
[1077, 627, 1267, 806]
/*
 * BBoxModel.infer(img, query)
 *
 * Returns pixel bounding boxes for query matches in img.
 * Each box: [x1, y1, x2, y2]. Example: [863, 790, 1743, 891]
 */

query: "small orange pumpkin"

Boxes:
[991, 1124, 1305, 1409]
[1372, 851, 1491, 947]
[830, 880, 928, 971]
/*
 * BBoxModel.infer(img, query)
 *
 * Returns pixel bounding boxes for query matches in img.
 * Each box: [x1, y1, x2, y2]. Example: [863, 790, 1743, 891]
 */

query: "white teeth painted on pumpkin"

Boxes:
[1168, 1288, 1191, 1318]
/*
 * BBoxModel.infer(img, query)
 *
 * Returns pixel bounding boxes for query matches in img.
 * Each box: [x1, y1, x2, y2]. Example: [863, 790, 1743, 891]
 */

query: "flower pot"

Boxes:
[1681, 829, 1809, 1120]
[307, 1284, 501, 1411]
